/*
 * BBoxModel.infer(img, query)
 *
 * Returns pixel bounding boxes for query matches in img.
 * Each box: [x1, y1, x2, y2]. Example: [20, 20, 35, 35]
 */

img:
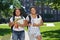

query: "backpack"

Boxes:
[11, 16, 23, 31]
[27, 14, 40, 29]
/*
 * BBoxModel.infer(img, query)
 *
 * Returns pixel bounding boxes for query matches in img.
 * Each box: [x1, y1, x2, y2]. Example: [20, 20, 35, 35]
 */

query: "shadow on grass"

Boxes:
[41, 30, 60, 38]
[0, 28, 11, 36]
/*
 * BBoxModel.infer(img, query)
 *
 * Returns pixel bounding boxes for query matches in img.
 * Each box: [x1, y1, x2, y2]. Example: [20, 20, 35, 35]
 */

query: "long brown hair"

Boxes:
[13, 8, 22, 16]
[30, 6, 37, 11]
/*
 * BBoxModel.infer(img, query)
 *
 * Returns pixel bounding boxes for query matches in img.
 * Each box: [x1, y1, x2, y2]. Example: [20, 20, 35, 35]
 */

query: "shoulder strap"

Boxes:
[11, 16, 15, 31]
[21, 15, 24, 19]
[27, 15, 31, 29]
[13, 16, 15, 21]
[37, 14, 39, 18]
[28, 14, 39, 23]
[28, 15, 31, 23]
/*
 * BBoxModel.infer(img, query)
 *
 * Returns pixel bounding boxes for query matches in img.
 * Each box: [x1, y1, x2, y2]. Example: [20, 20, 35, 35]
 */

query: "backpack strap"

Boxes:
[28, 15, 31, 23]
[27, 15, 31, 29]
[11, 16, 15, 31]
[37, 14, 39, 18]
[27, 14, 40, 29]
[13, 16, 15, 21]
[28, 14, 40, 23]
[21, 16, 23, 18]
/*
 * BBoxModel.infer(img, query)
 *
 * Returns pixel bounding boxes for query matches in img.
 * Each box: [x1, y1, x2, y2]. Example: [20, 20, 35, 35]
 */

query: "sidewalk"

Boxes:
[25, 31, 30, 40]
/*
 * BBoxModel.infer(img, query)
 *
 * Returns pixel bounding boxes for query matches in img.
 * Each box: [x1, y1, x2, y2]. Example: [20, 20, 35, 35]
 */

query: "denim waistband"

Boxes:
[13, 30, 24, 33]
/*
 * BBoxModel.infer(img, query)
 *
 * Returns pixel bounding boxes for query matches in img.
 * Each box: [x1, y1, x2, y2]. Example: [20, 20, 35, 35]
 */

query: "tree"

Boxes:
[44, 0, 60, 9]
[13, 0, 21, 8]
[35, 0, 60, 9]
[0, 0, 22, 18]
[0, 0, 13, 18]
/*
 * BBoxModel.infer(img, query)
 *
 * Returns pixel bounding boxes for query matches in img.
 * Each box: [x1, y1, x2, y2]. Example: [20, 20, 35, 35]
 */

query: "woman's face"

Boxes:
[15, 9, 21, 16]
[30, 8, 36, 15]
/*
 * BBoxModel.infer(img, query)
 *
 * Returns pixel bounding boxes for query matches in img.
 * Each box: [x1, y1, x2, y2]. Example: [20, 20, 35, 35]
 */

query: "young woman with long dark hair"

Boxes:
[26, 6, 43, 40]
[9, 8, 26, 40]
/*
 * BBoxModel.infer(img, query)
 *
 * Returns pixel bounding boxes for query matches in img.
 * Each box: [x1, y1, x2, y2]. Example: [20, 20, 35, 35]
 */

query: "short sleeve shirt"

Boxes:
[10, 16, 25, 31]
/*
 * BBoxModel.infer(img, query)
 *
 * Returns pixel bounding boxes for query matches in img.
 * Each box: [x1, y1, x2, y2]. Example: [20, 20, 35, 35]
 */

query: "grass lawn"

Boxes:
[0, 22, 60, 40]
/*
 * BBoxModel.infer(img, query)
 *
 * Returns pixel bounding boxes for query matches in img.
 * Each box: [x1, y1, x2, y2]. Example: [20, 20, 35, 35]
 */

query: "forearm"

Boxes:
[40, 20, 43, 26]
[36, 21, 43, 27]
[33, 22, 43, 27]
[24, 20, 28, 27]
[20, 24, 24, 27]
[17, 23, 24, 27]
[9, 22, 14, 27]
[34, 24, 40, 27]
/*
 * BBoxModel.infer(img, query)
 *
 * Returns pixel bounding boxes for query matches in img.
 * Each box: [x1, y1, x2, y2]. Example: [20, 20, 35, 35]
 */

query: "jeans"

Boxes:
[12, 30, 25, 40]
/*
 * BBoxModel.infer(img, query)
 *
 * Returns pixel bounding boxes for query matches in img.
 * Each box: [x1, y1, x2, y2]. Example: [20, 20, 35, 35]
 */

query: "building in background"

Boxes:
[20, 0, 60, 22]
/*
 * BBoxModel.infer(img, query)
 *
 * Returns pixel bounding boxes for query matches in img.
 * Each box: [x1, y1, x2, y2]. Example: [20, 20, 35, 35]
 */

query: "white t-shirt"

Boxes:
[10, 16, 25, 31]
[26, 14, 42, 36]
[26, 14, 42, 27]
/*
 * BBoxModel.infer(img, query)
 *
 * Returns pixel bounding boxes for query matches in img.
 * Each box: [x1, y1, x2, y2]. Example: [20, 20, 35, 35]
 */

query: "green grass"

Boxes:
[41, 22, 60, 40]
[0, 24, 11, 40]
[0, 22, 60, 40]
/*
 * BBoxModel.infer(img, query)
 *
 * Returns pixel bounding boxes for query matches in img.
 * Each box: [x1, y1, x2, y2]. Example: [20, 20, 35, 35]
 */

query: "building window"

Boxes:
[27, 4, 29, 6]
[39, 10, 41, 13]
[58, 10, 60, 14]
[24, 0, 26, 2]
[54, 10, 57, 14]
[31, 3, 33, 6]
[39, 5, 41, 8]
[27, 0, 29, 2]
[44, 9, 47, 14]
[44, 5, 47, 9]
[51, 10, 53, 14]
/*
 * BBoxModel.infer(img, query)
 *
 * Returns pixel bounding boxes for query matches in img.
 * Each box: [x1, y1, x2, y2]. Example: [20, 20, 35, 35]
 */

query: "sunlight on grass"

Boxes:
[0, 22, 60, 40]
[0, 24, 10, 29]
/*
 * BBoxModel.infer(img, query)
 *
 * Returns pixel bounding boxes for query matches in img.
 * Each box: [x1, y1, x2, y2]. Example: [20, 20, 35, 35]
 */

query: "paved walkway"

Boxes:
[25, 31, 30, 40]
